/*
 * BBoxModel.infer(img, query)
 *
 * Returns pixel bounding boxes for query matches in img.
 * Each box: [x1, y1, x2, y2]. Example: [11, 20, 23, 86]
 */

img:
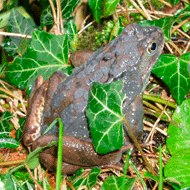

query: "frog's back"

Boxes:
[41, 23, 164, 142]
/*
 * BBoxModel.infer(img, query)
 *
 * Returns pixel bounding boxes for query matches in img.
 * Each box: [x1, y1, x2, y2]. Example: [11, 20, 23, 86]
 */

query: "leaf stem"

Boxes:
[56, 118, 63, 190]
[123, 117, 156, 176]
[143, 94, 177, 109]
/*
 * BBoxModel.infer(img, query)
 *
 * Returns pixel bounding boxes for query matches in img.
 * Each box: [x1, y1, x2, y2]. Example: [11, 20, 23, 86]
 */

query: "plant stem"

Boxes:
[123, 117, 156, 176]
[143, 94, 177, 109]
[56, 118, 64, 190]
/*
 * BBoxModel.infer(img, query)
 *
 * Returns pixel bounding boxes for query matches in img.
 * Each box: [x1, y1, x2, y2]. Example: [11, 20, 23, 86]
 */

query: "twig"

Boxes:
[123, 117, 156, 176]
[129, 0, 150, 19]
[0, 159, 25, 167]
[0, 31, 32, 38]
[56, 0, 60, 34]
[58, 0, 64, 34]
[48, 0, 58, 34]
[136, 0, 152, 20]
[181, 0, 190, 4]
[0, 87, 21, 101]
[165, 42, 174, 54]
[143, 120, 167, 136]
[123, 0, 131, 23]
[147, 10, 173, 16]
[177, 28, 190, 39]
[118, 3, 130, 22]
[184, 40, 190, 54]
[169, 41, 183, 56]
[24, 163, 43, 190]
[171, 17, 190, 34]
[78, 21, 94, 35]
[157, 0, 172, 7]
[65, 178, 75, 190]
[145, 96, 172, 143]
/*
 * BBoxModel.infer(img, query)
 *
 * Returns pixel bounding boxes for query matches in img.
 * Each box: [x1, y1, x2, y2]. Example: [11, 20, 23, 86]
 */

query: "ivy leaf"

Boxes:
[70, 168, 101, 189]
[15, 117, 25, 141]
[103, 0, 119, 17]
[164, 99, 190, 188]
[41, 0, 80, 26]
[0, 6, 31, 29]
[166, 99, 190, 155]
[0, 111, 13, 132]
[101, 176, 136, 190]
[17, 37, 29, 56]
[5, 30, 72, 91]
[86, 81, 125, 154]
[138, 16, 179, 42]
[1, 9, 37, 57]
[0, 137, 19, 148]
[152, 53, 190, 104]
[0, 62, 8, 77]
[88, 0, 102, 23]
[165, 148, 190, 189]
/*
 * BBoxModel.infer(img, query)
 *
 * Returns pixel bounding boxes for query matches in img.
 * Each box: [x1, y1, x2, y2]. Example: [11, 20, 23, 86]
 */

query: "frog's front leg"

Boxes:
[23, 72, 65, 146]
[122, 96, 144, 145]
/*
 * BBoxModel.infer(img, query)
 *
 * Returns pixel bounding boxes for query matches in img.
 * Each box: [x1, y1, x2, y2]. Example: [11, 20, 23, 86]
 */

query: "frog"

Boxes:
[23, 23, 164, 175]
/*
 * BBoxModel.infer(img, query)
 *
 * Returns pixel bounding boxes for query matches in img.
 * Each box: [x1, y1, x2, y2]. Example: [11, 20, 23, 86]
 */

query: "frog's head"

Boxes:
[122, 23, 164, 81]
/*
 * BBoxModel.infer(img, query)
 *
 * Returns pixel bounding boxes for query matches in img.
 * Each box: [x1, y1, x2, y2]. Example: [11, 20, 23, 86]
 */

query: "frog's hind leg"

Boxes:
[39, 153, 82, 175]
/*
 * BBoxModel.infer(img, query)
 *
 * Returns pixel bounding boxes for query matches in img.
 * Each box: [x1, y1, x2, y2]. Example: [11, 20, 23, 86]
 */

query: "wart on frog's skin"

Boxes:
[23, 23, 164, 175]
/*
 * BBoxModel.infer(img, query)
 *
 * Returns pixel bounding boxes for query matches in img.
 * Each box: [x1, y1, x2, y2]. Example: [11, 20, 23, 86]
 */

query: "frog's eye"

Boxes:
[147, 42, 157, 54]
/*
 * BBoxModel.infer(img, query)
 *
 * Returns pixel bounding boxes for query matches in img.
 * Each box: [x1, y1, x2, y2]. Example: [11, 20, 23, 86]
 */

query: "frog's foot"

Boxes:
[23, 72, 66, 147]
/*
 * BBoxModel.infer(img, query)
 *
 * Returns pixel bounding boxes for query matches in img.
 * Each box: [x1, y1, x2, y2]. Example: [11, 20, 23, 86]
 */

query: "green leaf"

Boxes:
[64, 19, 79, 51]
[27, 154, 40, 170]
[164, 148, 190, 189]
[164, 177, 181, 190]
[40, 0, 80, 26]
[70, 168, 101, 189]
[0, 62, 8, 77]
[152, 53, 190, 105]
[0, 137, 19, 148]
[166, 99, 190, 155]
[0, 6, 31, 28]
[0, 174, 16, 190]
[138, 16, 179, 42]
[1, 9, 37, 57]
[103, 0, 119, 17]
[17, 37, 29, 56]
[0, 111, 13, 132]
[173, 0, 180, 6]
[86, 168, 101, 189]
[110, 17, 124, 41]
[15, 117, 25, 141]
[101, 176, 136, 190]
[5, 30, 72, 90]
[88, 0, 102, 23]
[86, 81, 125, 154]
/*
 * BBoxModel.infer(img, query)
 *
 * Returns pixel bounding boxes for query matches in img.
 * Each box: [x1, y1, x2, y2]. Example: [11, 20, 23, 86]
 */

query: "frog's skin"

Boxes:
[23, 23, 164, 175]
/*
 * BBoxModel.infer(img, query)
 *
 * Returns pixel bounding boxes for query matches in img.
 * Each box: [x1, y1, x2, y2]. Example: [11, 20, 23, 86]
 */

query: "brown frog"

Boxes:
[23, 23, 164, 175]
